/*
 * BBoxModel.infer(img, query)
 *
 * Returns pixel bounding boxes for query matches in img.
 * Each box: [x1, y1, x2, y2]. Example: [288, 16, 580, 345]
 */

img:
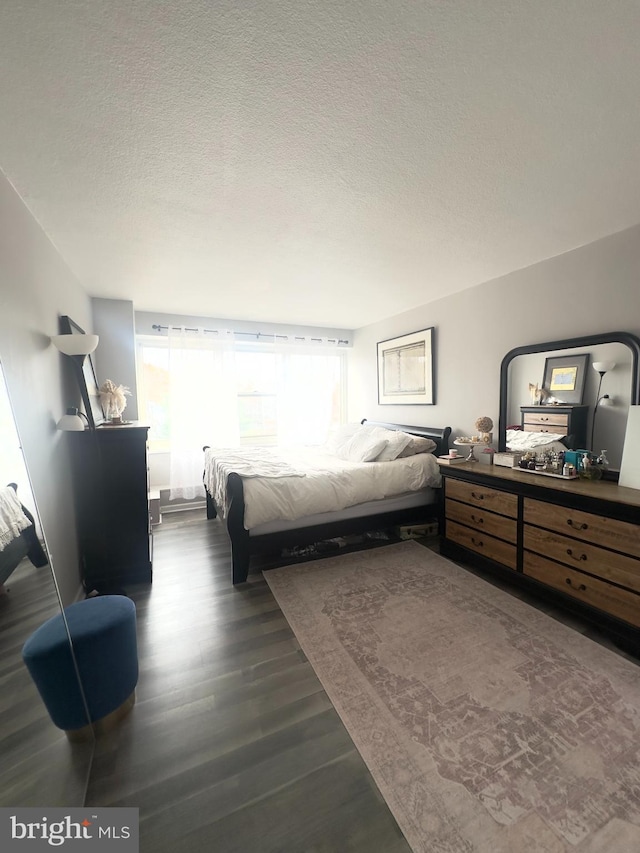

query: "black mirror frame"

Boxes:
[59, 315, 105, 430]
[498, 330, 640, 452]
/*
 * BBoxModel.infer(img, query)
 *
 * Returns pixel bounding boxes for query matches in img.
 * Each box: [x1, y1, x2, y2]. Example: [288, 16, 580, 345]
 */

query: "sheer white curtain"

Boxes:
[275, 341, 343, 445]
[168, 328, 239, 500]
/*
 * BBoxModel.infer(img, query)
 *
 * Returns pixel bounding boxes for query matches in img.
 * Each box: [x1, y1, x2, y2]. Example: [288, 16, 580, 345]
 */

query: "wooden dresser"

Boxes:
[70, 424, 152, 590]
[440, 462, 640, 646]
[520, 404, 589, 447]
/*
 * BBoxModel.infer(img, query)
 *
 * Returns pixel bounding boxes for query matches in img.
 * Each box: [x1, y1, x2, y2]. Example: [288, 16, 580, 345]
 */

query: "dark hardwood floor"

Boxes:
[4, 507, 636, 850]
[84, 512, 412, 852]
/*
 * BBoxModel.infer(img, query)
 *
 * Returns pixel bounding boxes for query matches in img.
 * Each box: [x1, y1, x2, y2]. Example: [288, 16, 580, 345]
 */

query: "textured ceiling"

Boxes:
[1, 1, 640, 329]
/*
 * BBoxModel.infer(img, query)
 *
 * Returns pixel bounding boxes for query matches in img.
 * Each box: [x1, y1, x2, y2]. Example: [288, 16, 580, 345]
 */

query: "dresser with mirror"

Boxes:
[440, 330, 640, 651]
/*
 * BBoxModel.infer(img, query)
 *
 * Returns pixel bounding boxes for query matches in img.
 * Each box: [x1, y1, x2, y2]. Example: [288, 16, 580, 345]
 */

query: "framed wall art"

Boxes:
[542, 353, 589, 404]
[377, 327, 434, 405]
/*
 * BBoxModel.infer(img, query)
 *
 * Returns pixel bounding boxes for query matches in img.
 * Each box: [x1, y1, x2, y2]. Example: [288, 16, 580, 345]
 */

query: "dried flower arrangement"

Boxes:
[474, 416, 494, 443]
[99, 380, 131, 422]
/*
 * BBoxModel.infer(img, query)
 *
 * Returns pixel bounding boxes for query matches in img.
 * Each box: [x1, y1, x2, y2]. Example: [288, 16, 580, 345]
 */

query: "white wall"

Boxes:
[349, 224, 640, 460]
[0, 170, 93, 605]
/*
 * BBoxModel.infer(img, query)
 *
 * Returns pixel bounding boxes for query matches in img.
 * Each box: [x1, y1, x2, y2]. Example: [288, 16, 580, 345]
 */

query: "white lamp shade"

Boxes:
[600, 395, 614, 407]
[57, 407, 89, 430]
[57, 412, 86, 431]
[592, 360, 616, 374]
[51, 334, 99, 356]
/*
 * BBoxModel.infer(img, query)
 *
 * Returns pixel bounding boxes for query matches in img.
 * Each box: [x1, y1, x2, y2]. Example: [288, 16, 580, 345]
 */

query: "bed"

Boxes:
[203, 419, 452, 584]
[0, 484, 48, 591]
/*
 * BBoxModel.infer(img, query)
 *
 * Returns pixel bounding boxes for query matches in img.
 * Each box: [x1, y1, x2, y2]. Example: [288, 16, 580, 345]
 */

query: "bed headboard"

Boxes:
[361, 420, 451, 459]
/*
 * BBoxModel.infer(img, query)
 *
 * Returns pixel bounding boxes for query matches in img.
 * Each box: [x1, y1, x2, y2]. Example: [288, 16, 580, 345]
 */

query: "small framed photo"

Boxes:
[542, 354, 589, 404]
[377, 328, 434, 405]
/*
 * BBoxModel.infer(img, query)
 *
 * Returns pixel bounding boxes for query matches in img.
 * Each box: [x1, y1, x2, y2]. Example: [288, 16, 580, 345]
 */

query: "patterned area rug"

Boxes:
[265, 540, 640, 853]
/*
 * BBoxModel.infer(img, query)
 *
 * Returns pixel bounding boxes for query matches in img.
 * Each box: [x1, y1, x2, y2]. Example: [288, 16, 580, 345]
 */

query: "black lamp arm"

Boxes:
[66, 407, 90, 427]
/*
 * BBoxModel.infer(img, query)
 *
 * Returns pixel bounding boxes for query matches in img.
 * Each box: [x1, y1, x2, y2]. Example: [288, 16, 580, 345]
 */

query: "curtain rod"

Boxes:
[150, 324, 350, 345]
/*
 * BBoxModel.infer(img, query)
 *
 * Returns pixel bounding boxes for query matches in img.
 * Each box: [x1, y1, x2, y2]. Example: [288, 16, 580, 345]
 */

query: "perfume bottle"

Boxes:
[578, 451, 603, 480]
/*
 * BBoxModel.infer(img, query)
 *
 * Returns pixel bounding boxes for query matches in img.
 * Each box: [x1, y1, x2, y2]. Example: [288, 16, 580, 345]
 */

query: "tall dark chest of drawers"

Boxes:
[70, 424, 152, 590]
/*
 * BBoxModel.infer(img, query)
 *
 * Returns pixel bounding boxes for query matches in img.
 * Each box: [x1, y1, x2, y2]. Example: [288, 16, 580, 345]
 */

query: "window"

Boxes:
[137, 336, 346, 452]
[137, 340, 170, 452]
[236, 349, 278, 445]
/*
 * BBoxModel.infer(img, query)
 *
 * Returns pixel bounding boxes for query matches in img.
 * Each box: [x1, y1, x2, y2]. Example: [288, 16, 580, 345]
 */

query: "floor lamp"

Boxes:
[590, 360, 615, 451]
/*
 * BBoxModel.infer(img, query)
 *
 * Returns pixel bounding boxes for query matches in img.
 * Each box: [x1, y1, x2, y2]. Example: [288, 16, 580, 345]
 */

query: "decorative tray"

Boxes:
[517, 467, 578, 480]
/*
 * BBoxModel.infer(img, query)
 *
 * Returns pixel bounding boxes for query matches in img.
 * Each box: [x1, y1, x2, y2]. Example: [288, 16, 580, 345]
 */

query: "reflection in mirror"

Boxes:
[499, 332, 640, 471]
[0, 360, 93, 806]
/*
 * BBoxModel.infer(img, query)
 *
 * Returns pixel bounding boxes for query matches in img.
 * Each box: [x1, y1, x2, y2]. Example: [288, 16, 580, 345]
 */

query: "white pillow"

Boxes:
[372, 429, 414, 462]
[324, 422, 361, 455]
[397, 435, 437, 457]
[339, 430, 389, 463]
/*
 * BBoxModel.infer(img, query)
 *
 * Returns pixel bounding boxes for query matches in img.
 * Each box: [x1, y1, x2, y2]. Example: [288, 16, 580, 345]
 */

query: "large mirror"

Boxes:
[499, 331, 640, 471]
[0, 360, 93, 806]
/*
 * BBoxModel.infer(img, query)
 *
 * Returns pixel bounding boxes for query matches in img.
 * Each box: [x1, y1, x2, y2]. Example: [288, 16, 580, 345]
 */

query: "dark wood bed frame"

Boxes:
[204, 420, 452, 585]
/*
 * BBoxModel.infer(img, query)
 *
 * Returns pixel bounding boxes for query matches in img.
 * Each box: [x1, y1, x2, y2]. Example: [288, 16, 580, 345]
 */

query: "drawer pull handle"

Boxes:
[471, 492, 484, 501]
[471, 537, 484, 547]
[565, 578, 587, 592]
[566, 548, 587, 562]
[567, 519, 588, 531]
[470, 514, 483, 524]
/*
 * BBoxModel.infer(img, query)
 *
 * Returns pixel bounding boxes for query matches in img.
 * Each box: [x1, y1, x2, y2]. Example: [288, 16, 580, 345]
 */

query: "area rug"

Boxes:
[265, 540, 640, 853]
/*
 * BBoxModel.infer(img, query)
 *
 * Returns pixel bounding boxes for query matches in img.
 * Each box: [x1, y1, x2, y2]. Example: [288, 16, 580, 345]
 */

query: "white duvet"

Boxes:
[506, 429, 568, 451]
[204, 445, 442, 530]
[0, 486, 30, 552]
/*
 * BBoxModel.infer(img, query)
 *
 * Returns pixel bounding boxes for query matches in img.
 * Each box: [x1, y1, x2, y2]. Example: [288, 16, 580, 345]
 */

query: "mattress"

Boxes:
[249, 489, 435, 536]
[204, 444, 442, 530]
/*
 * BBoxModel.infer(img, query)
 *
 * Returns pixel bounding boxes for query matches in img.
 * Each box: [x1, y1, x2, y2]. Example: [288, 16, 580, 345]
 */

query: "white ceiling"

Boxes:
[1, 1, 640, 330]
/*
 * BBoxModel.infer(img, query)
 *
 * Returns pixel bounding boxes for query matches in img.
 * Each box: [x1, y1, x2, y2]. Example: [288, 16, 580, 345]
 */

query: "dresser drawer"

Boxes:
[446, 520, 517, 569]
[446, 499, 517, 544]
[524, 525, 640, 593]
[522, 423, 566, 435]
[445, 479, 518, 518]
[522, 411, 569, 428]
[523, 552, 640, 628]
[524, 498, 640, 555]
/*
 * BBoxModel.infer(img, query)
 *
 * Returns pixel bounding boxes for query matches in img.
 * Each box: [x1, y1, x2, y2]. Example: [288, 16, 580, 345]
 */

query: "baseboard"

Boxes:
[159, 488, 205, 514]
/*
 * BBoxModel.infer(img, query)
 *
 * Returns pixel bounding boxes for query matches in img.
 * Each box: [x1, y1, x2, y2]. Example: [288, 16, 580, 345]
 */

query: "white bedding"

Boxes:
[0, 486, 30, 552]
[506, 429, 568, 453]
[204, 445, 442, 530]
[250, 489, 434, 536]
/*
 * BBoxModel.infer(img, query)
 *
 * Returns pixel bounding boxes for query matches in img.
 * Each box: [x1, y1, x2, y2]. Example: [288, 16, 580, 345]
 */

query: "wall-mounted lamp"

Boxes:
[51, 334, 99, 357]
[57, 407, 89, 431]
[590, 361, 616, 450]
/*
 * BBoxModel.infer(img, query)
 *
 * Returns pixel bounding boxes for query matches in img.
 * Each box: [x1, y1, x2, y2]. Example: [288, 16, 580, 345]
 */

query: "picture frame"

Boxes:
[542, 353, 589, 404]
[59, 315, 105, 429]
[377, 327, 434, 405]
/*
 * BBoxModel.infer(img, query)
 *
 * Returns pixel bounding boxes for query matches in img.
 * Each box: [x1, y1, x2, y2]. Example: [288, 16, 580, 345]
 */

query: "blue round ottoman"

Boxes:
[22, 595, 138, 739]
